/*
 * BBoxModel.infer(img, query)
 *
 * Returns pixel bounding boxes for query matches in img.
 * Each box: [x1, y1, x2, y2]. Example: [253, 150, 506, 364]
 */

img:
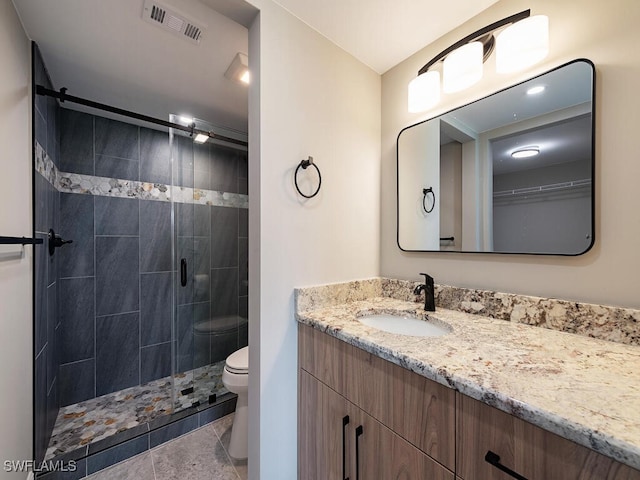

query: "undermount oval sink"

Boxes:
[356, 313, 450, 337]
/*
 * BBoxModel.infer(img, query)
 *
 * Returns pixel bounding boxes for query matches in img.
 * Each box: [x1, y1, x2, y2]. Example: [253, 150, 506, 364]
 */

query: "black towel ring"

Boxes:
[422, 187, 435, 213]
[294, 156, 322, 199]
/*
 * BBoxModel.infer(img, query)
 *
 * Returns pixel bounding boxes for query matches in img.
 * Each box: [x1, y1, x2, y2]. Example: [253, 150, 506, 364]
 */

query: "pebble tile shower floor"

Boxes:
[84, 414, 247, 480]
[46, 362, 227, 460]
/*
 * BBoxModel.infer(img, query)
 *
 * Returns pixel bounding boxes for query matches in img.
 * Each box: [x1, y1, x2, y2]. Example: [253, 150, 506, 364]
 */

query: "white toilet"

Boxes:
[222, 346, 249, 459]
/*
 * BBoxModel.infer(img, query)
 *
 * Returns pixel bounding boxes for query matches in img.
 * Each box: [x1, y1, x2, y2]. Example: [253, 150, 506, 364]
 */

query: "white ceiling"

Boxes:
[13, 0, 500, 133]
[14, 0, 251, 134]
[270, 0, 500, 74]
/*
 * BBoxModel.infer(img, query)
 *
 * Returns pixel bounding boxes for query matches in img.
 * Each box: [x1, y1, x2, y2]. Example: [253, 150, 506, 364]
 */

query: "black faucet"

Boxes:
[413, 273, 435, 311]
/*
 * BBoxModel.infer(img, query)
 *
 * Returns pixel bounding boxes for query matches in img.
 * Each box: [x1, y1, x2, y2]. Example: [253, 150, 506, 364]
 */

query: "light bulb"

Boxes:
[496, 15, 549, 74]
[408, 70, 440, 113]
[443, 41, 483, 93]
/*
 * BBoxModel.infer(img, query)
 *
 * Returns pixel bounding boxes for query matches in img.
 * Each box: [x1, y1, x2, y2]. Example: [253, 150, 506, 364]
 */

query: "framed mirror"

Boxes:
[397, 59, 595, 255]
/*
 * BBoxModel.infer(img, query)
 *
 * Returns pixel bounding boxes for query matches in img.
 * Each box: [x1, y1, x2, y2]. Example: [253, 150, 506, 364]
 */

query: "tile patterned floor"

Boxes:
[84, 414, 247, 480]
[46, 362, 228, 460]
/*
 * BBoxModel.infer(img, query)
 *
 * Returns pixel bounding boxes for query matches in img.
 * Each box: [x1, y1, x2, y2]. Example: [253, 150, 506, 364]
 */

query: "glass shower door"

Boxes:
[169, 116, 223, 412]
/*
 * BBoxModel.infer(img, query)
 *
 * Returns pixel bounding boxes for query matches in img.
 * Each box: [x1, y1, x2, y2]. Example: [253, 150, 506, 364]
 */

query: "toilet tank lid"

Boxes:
[226, 346, 249, 371]
[194, 316, 248, 334]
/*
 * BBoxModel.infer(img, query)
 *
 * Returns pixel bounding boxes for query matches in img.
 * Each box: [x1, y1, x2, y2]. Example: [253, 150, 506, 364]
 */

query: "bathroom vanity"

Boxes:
[296, 279, 640, 480]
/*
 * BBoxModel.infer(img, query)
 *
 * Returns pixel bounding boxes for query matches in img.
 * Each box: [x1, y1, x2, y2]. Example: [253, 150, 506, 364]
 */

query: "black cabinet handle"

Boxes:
[355, 425, 363, 480]
[342, 416, 350, 480]
[180, 258, 187, 287]
[485, 451, 528, 480]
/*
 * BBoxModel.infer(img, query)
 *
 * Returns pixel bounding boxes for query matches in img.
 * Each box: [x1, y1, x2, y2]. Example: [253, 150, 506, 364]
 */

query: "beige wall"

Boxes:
[381, 0, 640, 309]
[0, 1, 32, 478]
[245, 2, 381, 478]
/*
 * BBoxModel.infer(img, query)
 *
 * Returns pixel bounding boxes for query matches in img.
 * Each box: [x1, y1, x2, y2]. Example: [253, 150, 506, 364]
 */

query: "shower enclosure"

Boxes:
[32, 44, 248, 470]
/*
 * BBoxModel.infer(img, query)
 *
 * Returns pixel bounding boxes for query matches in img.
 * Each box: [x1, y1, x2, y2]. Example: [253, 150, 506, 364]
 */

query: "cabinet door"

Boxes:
[457, 394, 640, 480]
[300, 369, 454, 480]
[351, 403, 455, 480]
[299, 370, 350, 480]
[299, 324, 456, 469]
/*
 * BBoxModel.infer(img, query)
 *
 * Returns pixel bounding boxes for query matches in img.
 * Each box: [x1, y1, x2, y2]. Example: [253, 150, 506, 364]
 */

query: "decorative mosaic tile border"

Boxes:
[295, 277, 640, 346]
[35, 142, 248, 208]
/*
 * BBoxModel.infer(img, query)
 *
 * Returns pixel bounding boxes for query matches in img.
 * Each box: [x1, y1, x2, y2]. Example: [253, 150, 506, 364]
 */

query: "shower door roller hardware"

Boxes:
[180, 258, 188, 287]
[48, 229, 73, 256]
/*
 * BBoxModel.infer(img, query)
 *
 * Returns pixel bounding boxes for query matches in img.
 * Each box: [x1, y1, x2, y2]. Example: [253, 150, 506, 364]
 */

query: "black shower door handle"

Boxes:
[180, 258, 187, 287]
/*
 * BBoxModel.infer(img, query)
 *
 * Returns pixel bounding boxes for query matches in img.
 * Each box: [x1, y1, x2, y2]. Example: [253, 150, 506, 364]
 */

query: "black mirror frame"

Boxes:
[396, 58, 596, 256]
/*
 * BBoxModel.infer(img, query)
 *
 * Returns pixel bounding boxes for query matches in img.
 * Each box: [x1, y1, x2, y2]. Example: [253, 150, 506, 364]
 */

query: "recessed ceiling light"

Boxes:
[526, 85, 545, 95]
[512, 147, 540, 159]
[193, 133, 209, 144]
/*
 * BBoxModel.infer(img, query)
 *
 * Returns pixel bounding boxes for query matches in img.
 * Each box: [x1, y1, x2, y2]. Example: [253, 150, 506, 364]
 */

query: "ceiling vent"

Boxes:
[142, 0, 206, 45]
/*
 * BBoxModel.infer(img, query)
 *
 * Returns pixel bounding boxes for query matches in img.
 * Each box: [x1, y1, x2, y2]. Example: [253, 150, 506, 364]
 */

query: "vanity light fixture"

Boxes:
[408, 9, 549, 113]
[511, 147, 540, 159]
[225, 52, 250, 85]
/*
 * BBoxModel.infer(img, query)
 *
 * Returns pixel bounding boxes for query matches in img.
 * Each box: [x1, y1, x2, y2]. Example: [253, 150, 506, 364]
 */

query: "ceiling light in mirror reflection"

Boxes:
[511, 147, 540, 159]
[527, 85, 546, 95]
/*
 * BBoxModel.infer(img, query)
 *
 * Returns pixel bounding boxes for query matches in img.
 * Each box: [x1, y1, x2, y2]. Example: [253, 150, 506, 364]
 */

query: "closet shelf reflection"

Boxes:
[493, 178, 591, 199]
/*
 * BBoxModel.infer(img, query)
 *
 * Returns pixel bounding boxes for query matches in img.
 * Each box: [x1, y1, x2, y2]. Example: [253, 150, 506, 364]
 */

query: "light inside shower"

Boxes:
[194, 133, 209, 143]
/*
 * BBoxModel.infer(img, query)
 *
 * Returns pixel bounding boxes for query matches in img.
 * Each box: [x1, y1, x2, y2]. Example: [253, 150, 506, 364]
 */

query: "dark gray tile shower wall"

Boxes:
[55, 109, 249, 407]
[33, 44, 60, 464]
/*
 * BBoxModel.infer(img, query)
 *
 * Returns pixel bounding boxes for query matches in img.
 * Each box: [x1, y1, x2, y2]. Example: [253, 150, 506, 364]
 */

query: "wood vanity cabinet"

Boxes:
[298, 324, 640, 480]
[300, 369, 454, 480]
[456, 394, 640, 480]
[299, 324, 455, 479]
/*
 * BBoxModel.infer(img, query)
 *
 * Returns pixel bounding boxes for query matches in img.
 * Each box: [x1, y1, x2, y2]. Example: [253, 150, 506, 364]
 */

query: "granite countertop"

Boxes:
[295, 295, 640, 471]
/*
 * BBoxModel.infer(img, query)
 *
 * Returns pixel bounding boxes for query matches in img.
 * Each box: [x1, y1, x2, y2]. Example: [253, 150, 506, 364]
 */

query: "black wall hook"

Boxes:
[294, 156, 322, 199]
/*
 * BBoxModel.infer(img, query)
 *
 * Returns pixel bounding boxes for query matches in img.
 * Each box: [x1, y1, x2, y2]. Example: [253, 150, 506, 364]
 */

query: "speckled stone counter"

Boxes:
[295, 279, 640, 471]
